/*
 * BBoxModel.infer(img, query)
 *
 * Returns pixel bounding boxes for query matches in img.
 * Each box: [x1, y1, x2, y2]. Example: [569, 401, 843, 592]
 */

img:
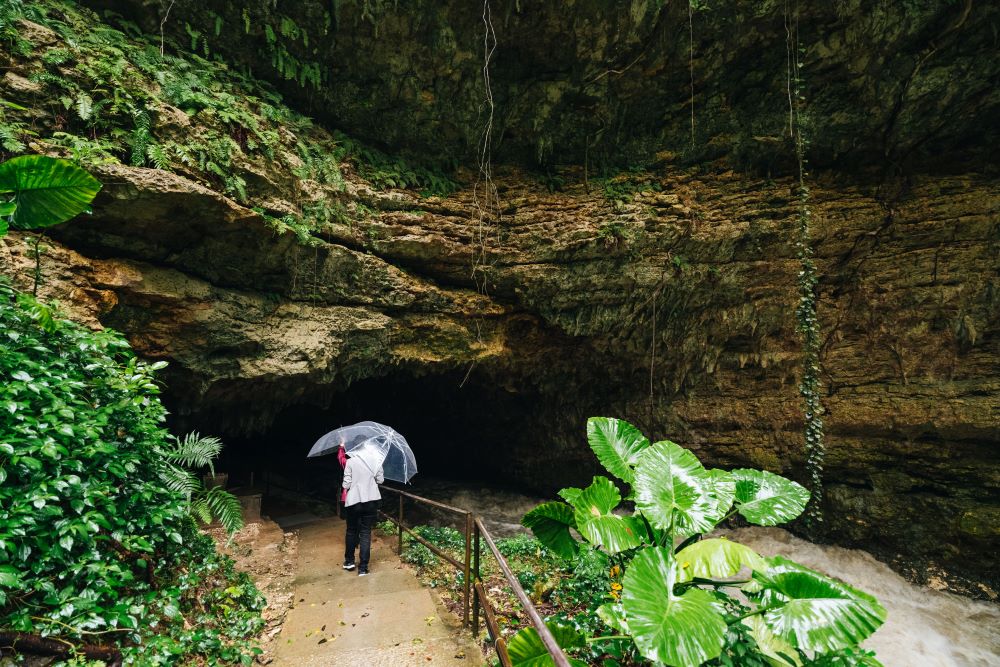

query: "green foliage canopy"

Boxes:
[0, 284, 263, 664]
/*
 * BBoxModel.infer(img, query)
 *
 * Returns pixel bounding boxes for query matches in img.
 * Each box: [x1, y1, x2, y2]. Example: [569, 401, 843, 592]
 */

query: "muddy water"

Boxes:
[408, 478, 1000, 667]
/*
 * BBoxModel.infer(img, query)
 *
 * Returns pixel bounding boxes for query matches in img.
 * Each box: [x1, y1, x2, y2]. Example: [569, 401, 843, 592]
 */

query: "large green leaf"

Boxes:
[595, 602, 630, 634]
[622, 546, 727, 667]
[732, 469, 810, 526]
[522, 501, 579, 560]
[754, 556, 886, 654]
[558, 486, 583, 506]
[742, 616, 801, 667]
[506, 620, 588, 667]
[674, 537, 767, 583]
[0, 155, 101, 231]
[586, 417, 649, 483]
[633, 441, 716, 539]
[705, 468, 736, 523]
[568, 476, 645, 553]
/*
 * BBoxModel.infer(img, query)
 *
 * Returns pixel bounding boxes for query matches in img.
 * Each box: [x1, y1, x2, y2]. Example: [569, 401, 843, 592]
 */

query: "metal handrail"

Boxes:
[377, 484, 570, 667]
[473, 517, 572, 667]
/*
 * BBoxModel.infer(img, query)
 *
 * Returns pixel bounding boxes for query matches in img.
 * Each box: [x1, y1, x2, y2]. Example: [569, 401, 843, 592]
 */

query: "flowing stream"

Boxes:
[406, 478, 1000, 667]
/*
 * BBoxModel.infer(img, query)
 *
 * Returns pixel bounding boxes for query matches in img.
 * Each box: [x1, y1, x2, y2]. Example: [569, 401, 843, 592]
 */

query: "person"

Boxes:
[336, 444, 348, 505]
[342, 445, 383, 576]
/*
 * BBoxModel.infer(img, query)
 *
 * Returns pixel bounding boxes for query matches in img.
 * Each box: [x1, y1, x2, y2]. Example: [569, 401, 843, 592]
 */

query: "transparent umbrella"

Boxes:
[306, 421, 417, 483]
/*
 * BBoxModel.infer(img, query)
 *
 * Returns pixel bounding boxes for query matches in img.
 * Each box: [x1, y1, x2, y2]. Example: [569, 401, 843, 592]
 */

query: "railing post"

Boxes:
[397, 493, 404, 556]
[472, 520, 481, 637]
[463, 512, 472, 627]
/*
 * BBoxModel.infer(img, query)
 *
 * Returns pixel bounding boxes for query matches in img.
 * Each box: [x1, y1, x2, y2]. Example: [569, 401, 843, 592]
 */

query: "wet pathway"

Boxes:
[271, 516, 481, 666]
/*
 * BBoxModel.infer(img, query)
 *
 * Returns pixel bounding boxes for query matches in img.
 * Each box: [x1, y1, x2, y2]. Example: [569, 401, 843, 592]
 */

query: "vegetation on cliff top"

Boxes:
[0, 0, 455, 245]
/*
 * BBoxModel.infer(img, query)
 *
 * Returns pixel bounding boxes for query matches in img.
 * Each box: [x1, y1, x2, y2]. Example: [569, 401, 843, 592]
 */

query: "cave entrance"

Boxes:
[218, 371, 555, 513]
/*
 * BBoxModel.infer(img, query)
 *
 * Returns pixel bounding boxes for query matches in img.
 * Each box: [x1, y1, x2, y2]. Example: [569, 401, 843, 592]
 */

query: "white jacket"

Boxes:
[343, 453, 384, 506]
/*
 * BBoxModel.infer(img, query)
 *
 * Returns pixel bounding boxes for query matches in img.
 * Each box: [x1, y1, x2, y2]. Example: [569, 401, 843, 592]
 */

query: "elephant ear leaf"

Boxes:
[674, 537, 767, 583]
[506, 620, 588, 667]
[586, 417, 649, 483]
[623, 546, 727, 667]
[567, 476, 644, 554]
[731, 469, 810, 525]
[0, 155, 101, 231]
[754, 556, 886, 654]
[742, 616, 802, 667]
[595, 602, 629, 634]
[633, 441, 717, 539]
[558, 486, 583, 506]
[522, 502, 579, 560]
[704, 468, 736, 523]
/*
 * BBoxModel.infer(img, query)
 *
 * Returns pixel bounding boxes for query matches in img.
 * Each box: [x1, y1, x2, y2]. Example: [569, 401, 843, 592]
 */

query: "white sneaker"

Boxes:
[343, 562, 356, 571]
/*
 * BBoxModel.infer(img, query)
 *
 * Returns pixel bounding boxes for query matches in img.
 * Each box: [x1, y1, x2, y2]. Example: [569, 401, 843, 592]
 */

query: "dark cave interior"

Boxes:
[194, 371, 584, 504]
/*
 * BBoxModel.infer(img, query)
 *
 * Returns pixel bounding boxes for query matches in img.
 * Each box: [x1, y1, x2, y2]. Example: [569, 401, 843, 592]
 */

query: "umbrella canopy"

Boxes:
[307, 421, 418, 483]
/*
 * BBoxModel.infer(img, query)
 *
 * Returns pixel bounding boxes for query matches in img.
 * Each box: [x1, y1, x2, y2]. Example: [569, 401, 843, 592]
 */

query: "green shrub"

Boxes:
[0, 284, 264, 664]
[516, 417, 886, 667]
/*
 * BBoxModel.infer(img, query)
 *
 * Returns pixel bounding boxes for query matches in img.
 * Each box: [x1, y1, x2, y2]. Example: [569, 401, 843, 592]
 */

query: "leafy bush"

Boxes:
[516, 417, 886, 667]
[161, 432, 245, 534]
[0, 284, 263, 664]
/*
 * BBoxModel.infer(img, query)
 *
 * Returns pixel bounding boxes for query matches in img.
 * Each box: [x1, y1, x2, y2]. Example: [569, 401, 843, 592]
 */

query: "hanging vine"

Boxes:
[787, 1, 825, 527]
[471, 0, 501, 295]
[688, 0, 695, 148]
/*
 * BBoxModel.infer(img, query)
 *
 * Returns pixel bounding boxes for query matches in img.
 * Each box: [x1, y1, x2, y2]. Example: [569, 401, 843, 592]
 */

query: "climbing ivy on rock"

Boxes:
[0, 283, 264, 664]
[787, 4, 826, 527]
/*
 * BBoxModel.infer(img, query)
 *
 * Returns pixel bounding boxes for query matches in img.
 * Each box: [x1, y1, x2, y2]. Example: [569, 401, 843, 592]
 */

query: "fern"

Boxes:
[227, 173, 248, 202]
[129, 108, 151, 167]
[184, 22, 201, 52]
[190, 497, 213, 525]
[75, 93, 94, 122]
[161, 463, 200, 499]
[160, 432, 244, 534]
[204, 486, 245, 533]
[164, 432, 224, 473]
[147, 142, 170, 170]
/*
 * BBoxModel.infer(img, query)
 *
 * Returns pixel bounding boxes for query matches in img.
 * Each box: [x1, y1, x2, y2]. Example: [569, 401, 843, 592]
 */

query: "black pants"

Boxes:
[344, 500, 379, 568]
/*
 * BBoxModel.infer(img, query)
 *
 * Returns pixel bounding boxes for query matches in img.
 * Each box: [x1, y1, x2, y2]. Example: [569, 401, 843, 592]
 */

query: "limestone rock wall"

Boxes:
[2, 0, 998, 593]
[3, 162, 996, 589]
[87, 0, 1000, 171]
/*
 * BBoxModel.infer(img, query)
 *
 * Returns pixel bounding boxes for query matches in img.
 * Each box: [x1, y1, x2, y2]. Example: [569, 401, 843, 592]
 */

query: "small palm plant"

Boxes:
[513, 417, 886, 667]
[160, 432, 245, 534]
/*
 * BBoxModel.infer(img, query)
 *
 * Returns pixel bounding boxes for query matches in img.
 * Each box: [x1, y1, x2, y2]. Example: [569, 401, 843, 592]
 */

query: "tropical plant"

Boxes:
[516, 417, 885, 667]
[161, 432, 245, 534]
[0, 283, 263, 663]
[0, 154, 101, 237]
